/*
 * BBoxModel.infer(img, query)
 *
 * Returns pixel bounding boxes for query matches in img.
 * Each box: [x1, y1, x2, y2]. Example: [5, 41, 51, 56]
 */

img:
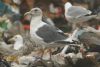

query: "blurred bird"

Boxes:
[64, 2, 99, 31]
[64, 2, 97, 23]
[0, 34, 35, 56]
[0, 35, 24, 51]
[9, 35, 24, 50]
[78, 28, 100, 52]
[68, 26, 100, 52]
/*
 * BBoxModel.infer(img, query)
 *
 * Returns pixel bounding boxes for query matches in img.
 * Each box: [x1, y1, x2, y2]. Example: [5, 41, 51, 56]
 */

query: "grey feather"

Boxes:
[36, 24, 67, 43]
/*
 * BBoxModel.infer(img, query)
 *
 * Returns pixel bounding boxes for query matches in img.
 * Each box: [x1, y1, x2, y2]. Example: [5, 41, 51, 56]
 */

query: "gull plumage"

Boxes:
[0, 34, 35, 56]
[64, 2, 97, 23]
[24, 8, 78, 49]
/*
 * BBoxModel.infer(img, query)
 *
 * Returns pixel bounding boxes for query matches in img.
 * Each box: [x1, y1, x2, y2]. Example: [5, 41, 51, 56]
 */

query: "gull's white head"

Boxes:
[24, 7, 42, 17]
[64, 2, 72, 10]
[64, 2, 72, 19]
[10, 35, 23, 50]
[11, 35, 23, 42]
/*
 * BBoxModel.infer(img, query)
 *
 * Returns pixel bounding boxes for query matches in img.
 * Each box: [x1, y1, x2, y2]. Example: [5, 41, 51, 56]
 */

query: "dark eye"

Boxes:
[34, 9, 38, 12]
[15, 37, 17, 39]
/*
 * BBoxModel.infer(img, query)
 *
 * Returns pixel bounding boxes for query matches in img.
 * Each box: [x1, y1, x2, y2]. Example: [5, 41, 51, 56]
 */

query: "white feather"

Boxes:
[12, 35, 24, 50]
[64, 2, 72, 10]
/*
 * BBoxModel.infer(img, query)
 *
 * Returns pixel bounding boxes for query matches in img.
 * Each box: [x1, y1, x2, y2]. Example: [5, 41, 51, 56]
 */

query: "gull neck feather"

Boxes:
[30, 16, 42, 25]
[64, 2, 72, 17]
[14, 38, 23, 50]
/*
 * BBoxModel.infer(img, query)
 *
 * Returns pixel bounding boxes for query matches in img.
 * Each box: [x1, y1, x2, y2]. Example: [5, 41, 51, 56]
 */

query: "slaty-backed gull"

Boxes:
[24, 8, 77, 49]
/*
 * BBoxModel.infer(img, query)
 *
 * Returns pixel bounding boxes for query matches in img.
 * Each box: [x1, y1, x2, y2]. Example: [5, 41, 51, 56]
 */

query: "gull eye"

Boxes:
[34, 9, 38, 12]
[15, 36, 17, 39]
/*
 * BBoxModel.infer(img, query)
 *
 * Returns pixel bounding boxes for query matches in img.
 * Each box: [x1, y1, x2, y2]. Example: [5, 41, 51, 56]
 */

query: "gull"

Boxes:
[0, 34, 35, 56]
[11, 34, 36, 55]
[9, 35, 24, 50]
[5, 34, 28, 51]
[24, 7, 86, 56]
[78, 27, 100, 52]
[64, 2, 97, 23]
[24, 8, 80, 55]
[24, 10, 64, 35]
[63, 26, 100, 52]
[0, 35, 22, 55]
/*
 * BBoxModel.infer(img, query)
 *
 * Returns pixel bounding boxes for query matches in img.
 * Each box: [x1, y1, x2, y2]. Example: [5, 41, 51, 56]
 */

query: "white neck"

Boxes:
[31, 16, 42, 24]
[30, 16, 42, 27]
[14, 39, 23, 50]
[30, 15, 46, 41]
[30, 16, 43, 33]
[64, 2, 72, 17]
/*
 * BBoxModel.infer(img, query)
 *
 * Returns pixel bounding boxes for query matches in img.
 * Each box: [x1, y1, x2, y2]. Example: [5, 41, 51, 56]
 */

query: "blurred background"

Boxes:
[0, 0, 100, 33]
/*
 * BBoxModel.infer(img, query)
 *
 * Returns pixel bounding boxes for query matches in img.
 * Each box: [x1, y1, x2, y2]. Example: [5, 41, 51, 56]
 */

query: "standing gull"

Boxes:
[24, 8, 76, 49]
[64, 2, 97, 23]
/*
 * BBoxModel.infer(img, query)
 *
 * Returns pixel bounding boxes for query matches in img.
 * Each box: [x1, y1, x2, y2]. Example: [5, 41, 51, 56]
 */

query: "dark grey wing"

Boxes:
[68, 6, 91, 18]
[42, 16, 65, 36]
[36, 24, 68, 43]
[79, 32, 100, 45]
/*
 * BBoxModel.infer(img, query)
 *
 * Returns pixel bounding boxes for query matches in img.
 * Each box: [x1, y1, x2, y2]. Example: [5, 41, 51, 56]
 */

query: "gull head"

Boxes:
[9, 35, 23, 50]
[9, 35, 23, 42]
[24, 7, 42, 17]
[64, 2, 72, 10]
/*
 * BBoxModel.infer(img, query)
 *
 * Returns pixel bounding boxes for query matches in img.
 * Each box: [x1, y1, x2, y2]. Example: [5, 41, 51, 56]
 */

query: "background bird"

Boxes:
[64, 2, 99, 31]
[0, 34, 35, 56]
[66, 26, 100, 52]
[64, 2, 97, 23]
[78, 27, 100, 52]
